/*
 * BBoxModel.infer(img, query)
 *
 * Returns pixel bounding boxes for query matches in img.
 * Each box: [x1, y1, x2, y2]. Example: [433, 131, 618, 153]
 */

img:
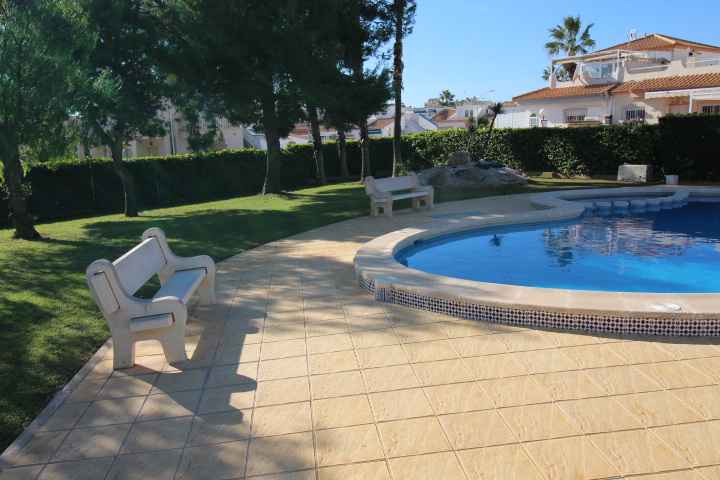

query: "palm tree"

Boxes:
[439, 89, 456, 107]
[542, 65, 569, 82]
[544, 15, 595, 79]
[481, 101, 506, 158]
[391, 0, 417, 177]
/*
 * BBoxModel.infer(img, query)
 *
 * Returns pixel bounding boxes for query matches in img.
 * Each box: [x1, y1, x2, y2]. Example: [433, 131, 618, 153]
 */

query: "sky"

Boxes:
[385, 0, 720, 108]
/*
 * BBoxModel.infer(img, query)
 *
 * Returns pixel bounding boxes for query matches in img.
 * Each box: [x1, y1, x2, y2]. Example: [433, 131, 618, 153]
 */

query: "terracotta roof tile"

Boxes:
[597, 34, 720, 54]
[612, 72, 720, 93]
[513, 83, 619, 101]
[368, 117, 395, 129]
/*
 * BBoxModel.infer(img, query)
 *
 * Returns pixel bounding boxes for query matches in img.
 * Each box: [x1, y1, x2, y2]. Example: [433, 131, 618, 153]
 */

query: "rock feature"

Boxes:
[447, 151, 471, 166]
[416, 161, 528, 189]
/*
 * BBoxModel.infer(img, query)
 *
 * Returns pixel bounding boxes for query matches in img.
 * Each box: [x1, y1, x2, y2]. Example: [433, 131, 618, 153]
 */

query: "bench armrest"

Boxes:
[142, 228, 216, 286]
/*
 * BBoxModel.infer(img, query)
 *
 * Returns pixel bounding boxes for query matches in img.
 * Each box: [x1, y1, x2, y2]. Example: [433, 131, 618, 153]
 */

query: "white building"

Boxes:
[498, 34, 720, 128]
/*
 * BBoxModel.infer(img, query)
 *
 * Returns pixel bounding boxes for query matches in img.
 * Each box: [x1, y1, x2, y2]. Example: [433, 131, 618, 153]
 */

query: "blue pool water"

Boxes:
[397, 201, 720, 293]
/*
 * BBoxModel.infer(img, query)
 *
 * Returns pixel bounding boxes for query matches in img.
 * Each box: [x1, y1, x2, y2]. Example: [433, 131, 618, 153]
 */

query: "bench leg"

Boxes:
[112, 336, 136, 369]
[384, 199, 394, 218]
[197, 276, 216, 305]
[370, 201, 379, 217]
[159, 330, 189, 364]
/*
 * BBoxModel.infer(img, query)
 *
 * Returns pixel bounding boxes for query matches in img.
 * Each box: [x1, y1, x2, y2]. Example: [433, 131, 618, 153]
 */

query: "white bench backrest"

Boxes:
[374, 175, 414, 192]
[113, 236, 167, 294]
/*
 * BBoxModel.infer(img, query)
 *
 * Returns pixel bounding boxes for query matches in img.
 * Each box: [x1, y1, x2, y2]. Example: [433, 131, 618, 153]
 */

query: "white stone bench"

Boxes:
[86, 227, 216, 369]
[364, 172, 434, 218]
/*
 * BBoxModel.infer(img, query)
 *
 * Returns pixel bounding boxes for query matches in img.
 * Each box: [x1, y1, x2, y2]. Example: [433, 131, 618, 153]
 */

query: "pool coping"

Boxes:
[354, 186, 720, 336]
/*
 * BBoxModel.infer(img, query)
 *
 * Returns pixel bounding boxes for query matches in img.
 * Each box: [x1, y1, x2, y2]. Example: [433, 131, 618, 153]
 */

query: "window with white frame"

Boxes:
[564, 109, 587, 123]
[465, 110, 473, 118]
[529, 114, 539, 127]
[624, 107, 646, 122]
[702, 104, 720, 114]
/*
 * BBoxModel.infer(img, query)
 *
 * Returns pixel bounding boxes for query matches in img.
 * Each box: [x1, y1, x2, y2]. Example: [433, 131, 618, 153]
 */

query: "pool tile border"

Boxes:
[354, 187, 720, 337]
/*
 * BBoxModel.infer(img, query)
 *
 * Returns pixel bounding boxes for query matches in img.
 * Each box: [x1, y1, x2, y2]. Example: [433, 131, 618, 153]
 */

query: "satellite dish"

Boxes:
[122, 148, 133, 158]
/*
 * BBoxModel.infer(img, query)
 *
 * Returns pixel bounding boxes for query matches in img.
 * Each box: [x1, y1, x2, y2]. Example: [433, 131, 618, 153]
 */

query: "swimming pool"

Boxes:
[354, 187, 720, 336]
[397, 201, 720, 294]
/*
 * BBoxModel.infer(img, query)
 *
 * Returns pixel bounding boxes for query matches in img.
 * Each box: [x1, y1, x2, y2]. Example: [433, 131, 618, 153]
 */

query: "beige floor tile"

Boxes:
[247, 468, 316, 480]
[498, 403, 580, 442]
[369, 388, 433, 422]
[493, 330, 554, 353]
[479, 376, 552, 408]
[388, 452, 467, 480]
[522, 435, 620, 480]
[696, 465, 720, 479]
[0, 465, 44, 480]
[402, 340, 457, 363]
[318, 460, 391, 480]
[84, 359, 115, 380]
[447, 335, 506, 357]
[583, 365, 662, 395]
[255, 377, 310, 407]
[651, 338, 720, 360]
[251, 401, 312, 438]
[105, 448, 183, 480]
[435, 319, 488, 339]
[39, 403, 90, 432]
[614, 391, 705, 427]
[51, 424, 131, 462]
[77, 396, 146, 428]
[206, 362, 258, 388]
[264, 310, 305, 328]
[355, 344, 408, 369]
[313, 394, 374, 429]
[257, 356, 308, 381]
[510, 349, 577, 374]
[394, 324, 445, 344]
[539, 330, 600, 348]
[345, 313, 392, 332]
[37, 458, 113, 480]
[307, 332, 354, 355]
[457, 444, 545, 480]
[651, 422, 720, 467]
[670, 386, 720, 420]
[119, 417, 193, 454]
[64, 379, 106, 404]
[361, 364, 420, 393]
[244, 431, 311, 475]
[95, 374, 157, 400]
[606, 341, 677, 364]
[197, 385, 255, 414]
[137, 390, 202, 420]
[186, 410, 251, 446]
[260, 338, 307, 361]
[634, 361, 715, 390]
[558, 344, 628, 369]
[423, 382, 492, 415]
[377, 417, 452, 457]
[9, 431, 69, 467]
[304, 305, 345, 323]
[308, 350, 359, 375]
[683, 357, 720, 383]
[556, 397, 644, 434]
[588, 429, 689, 475]
[262, 324, 306, 343]
[315, 424, 385, 466]
[311, 371, 366, 399]
[306, 319, 349, 338]
[342, 301, 385, 317]
[531, 370, 607, 401]
[462, 354, 526, 381]
[218, 327, 263, 348]
[438, 410, 516, 449]
[223, 316, 263, 333]
[152, 368, 209, 393]
[350, 328, 399, 349]
[176, 440, 248, 480]
[411, 359, 474, 386]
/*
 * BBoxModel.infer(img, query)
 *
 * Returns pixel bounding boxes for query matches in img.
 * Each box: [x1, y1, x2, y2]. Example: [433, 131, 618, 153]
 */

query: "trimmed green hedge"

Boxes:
[4, 114, 719, 217]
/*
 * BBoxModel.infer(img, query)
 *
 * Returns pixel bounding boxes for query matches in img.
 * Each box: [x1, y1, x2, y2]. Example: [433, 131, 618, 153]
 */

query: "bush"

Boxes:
[658, 113, 720, 180]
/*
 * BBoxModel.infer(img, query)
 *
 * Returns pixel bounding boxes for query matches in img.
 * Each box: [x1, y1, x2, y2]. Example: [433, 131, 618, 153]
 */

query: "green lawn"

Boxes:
[0, 177, 646, 452]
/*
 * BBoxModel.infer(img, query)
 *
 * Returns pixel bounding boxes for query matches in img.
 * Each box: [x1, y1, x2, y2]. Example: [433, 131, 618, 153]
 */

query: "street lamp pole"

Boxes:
[477, 89, 495, 118]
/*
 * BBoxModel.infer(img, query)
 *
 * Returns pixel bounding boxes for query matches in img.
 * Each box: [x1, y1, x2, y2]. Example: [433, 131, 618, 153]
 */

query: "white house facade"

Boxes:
[497, 34, 720, 129]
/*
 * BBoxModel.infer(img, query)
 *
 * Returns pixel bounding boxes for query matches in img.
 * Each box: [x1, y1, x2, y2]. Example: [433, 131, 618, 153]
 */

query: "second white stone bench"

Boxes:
[364, 172, 434, 218]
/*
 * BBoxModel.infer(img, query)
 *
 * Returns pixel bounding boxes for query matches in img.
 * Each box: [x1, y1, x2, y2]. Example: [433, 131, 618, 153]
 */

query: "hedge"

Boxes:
[3, 114, 719, 217]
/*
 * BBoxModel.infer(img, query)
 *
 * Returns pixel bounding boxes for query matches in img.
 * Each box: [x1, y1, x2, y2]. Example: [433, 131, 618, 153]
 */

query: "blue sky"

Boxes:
[389, 0, 720, 107]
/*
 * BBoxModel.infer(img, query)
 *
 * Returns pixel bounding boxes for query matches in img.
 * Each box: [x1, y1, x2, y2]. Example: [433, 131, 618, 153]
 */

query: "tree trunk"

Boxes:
[482, 119, 497, 160]
[359, 122, 371, 181]
[337, 130, 349, 181]
[261, 96, 283, 194]
[308, 106, 326, 186]
[109, 131, 139, 217]
[391, 0, 405, 177]
[1, 153, 40, 239]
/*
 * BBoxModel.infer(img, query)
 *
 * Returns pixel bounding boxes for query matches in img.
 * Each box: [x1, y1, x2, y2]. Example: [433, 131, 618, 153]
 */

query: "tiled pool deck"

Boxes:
[2, 193, 720, 480]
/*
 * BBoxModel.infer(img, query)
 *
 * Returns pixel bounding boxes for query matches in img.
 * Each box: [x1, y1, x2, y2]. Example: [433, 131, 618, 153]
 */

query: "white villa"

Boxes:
[498, 34, 720, 128]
